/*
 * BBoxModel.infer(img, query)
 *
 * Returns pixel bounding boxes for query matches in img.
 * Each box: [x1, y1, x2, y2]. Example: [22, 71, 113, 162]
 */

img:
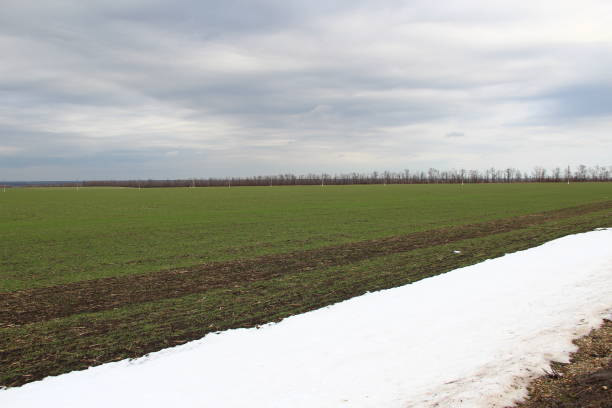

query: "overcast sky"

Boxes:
[1, 0, 611, 180]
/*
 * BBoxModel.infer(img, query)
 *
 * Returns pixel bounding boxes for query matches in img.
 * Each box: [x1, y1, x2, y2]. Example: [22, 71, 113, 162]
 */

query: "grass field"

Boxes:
[1, 183, 611, 386]
[1, 183, 611, 291]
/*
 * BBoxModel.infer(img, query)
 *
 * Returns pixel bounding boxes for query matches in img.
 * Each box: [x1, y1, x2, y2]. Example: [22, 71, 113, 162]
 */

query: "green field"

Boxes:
[1, 183, 611, 292]
[1, 183, 611, 387]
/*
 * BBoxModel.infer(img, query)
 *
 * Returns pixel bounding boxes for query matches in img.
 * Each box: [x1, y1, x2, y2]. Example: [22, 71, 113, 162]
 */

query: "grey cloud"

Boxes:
[1, 1, 611, 179]
[446, 132, 464, 138]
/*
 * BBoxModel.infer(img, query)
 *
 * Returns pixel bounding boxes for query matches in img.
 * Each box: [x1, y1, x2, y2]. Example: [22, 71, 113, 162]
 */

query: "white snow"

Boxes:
[2, 229, 611, 408]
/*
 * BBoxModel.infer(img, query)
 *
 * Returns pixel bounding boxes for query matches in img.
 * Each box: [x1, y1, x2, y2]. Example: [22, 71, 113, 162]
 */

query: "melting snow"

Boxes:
[1, 229, 611, 408]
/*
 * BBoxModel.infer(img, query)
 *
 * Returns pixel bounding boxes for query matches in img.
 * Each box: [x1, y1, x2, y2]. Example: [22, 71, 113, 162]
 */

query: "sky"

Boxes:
[1, 0, 612, 180]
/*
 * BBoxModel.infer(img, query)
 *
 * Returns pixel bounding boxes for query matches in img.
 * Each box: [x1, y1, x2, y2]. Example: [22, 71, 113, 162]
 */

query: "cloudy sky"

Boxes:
[1, 0, 611, 180]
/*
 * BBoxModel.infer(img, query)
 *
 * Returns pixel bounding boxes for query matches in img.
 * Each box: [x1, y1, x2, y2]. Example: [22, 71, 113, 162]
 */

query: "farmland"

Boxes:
[1, 183, 611, 387]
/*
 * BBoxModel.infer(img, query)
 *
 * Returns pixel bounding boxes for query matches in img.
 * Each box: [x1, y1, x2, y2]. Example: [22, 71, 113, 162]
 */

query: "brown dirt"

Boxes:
[1, 201, 610, 327]
[511, 319, 612, 408]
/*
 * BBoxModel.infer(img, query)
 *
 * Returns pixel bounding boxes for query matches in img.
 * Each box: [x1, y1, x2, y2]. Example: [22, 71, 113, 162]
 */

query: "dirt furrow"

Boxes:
[1, 201, 610, 327]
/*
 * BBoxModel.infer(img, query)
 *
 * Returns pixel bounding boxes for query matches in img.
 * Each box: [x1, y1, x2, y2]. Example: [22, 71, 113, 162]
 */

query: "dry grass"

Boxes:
[511, 319, 612, 408]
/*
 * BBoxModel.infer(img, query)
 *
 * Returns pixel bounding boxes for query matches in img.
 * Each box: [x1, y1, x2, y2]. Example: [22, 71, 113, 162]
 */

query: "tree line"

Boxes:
[56, 164, 612, 188]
